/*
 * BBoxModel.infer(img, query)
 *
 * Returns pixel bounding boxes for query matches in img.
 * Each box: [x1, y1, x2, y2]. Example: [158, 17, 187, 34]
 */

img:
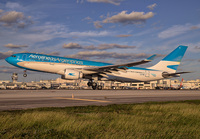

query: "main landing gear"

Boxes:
[87, 80, 103, 90]
[23, 70, 27, 77]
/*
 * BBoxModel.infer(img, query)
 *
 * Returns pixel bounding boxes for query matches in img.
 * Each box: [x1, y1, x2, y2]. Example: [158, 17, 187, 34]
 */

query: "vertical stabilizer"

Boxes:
[148, 45, 188, 73]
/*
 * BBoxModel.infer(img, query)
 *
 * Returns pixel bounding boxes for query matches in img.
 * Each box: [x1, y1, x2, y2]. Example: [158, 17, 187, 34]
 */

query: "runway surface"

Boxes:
[0, 90, 200, 111]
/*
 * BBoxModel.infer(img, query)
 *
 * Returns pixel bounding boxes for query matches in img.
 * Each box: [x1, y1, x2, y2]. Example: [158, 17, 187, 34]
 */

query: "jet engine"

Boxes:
[162, 71, 181, 78]
[162, 71, 169, 78]
[61, 69, 83, 80]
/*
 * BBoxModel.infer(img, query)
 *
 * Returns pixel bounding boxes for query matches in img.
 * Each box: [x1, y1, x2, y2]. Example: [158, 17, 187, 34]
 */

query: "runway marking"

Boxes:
[52, 97, 110, 103]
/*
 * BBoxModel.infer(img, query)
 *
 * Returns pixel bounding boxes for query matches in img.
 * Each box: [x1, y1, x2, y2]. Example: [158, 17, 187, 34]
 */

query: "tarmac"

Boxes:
[0, 89, 200, 111]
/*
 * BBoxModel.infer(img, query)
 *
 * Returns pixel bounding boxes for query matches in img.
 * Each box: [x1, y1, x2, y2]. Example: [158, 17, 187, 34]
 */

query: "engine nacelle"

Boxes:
[162, 71, 169, 78]
[162, 71, 180, 78]
[61, 69, 83, 80]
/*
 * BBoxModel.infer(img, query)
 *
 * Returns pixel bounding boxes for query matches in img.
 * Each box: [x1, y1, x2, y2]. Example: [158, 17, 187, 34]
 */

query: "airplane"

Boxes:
[170, 78, 184, 90]
[5, 45, 189, 90]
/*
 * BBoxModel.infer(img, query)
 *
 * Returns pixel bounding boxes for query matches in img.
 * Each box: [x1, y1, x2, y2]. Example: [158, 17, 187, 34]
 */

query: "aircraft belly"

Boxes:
[17, 62, 163, 82]
[17, 62, 85, 74]
[107, 70, 162, 82]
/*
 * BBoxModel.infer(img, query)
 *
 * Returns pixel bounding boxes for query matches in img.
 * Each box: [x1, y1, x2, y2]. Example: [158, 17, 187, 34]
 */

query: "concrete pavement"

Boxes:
[0, 90, 200, 111]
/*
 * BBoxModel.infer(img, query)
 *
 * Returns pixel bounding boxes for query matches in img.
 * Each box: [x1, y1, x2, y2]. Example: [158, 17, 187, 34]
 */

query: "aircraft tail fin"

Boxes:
[180, 78, 184, 88]
[148, 45, 188, 73]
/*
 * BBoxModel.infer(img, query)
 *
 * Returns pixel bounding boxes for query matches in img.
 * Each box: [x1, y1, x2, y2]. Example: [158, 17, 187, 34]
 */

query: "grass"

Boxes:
[1, 100, 200, 138]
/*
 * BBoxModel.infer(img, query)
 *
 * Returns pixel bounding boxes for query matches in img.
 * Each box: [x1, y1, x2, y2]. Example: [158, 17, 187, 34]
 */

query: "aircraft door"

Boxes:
[22, 54, 27, 61]
[145, 70, 150, 77]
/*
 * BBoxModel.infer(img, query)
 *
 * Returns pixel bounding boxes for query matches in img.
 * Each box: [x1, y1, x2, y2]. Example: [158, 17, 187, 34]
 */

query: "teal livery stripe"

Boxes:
[18, 53, 113, 67]
[162, 45, 188, 62]
[167, 65, 179, 70]
[10, 53, 158, 72]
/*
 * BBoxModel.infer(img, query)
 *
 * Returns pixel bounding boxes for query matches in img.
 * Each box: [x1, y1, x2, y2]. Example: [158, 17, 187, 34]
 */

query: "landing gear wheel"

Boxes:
[87, 82, 92, 87]
[23, 73, 27, 77]
[91, 82, 97, 90]
[97, 85, 102, 90]
[92, 86, 97, 90]
[23, 70, 27, 77]
[92, 82, 97, 87]
[112, 86, 116, 90]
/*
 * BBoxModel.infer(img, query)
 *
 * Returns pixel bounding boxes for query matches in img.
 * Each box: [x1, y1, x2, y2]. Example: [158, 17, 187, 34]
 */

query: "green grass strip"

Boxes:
[1, 100, 200, 138]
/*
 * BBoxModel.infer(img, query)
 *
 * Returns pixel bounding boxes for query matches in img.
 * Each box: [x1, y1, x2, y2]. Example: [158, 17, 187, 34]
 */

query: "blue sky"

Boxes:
[0, 0, 200, 81]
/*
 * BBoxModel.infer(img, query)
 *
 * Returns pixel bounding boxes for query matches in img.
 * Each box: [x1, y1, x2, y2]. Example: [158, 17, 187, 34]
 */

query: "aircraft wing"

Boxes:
[83, 54, 156, 75]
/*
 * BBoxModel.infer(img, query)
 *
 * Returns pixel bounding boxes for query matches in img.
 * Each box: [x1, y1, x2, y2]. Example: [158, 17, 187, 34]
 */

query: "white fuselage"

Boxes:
[17, 61, 163, 82]
[6, 45, 188, 84]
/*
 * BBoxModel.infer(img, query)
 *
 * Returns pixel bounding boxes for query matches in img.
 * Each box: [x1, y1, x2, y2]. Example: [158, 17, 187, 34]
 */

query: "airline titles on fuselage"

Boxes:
[29, 54, 84, 65]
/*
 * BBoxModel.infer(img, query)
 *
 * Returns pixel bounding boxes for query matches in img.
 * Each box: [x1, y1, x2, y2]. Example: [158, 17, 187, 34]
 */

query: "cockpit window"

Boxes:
[11, 55, 16, 57]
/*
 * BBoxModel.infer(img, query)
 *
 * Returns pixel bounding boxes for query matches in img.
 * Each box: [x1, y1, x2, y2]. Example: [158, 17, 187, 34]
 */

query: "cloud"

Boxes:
[116, 34, 132, 37]
[4, 43, 28, 49]
[82, 16, 92, 22]
[11, 22, 70, 44]
[0, 11, 23, 25]
[6, 2, 22, 9]
[94, 21, 103, 28]
[87, 0, 123, 5]
[84, 45, 97, 50]
[0, 64, 47, 74]
[97, 43, 136, 50]
[190, 26, 199, 30]
[83, 17, 103, 29]
[147, 3, 157, 10]
[0, 50, 61, 60]
[66, 51, 115, 59]
[0, 65, 14, 68]
[63, 43, 82, 49]
[102, 11, 154, 25]
[63, 43, 136, 50]
[66, 51, 151, 61]
[0, 10, 33, 28]
[68, 30, 111, 37]
[0, 21, 114, 52]
[0, 51, 15, 60]
[47, 52, 60, 56]
[0, 65, 21, 73]
[0, 9, 3, 13]
[76, 0, 84, 4]
[158, 24, 200, 39]
[194, 46, 200, 49]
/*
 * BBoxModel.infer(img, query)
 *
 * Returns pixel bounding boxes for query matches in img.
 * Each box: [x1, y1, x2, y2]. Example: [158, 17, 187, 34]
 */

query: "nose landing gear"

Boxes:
[23, 70, 27, 77]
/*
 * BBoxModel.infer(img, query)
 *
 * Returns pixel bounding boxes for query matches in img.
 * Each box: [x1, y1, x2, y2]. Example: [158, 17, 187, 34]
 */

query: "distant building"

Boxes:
[0, 77, 199, 90]
[11, 73, 18, 83]
[0, 80, 10, 84]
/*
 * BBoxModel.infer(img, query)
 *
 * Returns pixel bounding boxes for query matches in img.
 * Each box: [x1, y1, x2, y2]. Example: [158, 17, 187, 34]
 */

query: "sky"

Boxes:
[0, 0, 200, 82]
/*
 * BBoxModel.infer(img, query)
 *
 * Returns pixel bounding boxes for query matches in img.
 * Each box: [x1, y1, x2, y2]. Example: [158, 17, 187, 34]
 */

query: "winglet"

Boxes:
[145, 54, 156, 61]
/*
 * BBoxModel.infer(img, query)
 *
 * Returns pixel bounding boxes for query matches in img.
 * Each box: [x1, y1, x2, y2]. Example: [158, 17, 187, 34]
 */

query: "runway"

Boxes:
[0, 90, 200, 111]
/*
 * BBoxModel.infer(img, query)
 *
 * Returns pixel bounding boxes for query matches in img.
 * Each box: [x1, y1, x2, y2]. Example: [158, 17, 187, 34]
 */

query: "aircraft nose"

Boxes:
[5, 56, 14, 64]
[5, 56, 18, 66]
[5, 57, 10, 63]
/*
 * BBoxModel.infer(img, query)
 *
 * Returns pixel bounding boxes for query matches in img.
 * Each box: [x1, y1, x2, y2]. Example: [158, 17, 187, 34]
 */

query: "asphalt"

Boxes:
[0, 89, 200, 111]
